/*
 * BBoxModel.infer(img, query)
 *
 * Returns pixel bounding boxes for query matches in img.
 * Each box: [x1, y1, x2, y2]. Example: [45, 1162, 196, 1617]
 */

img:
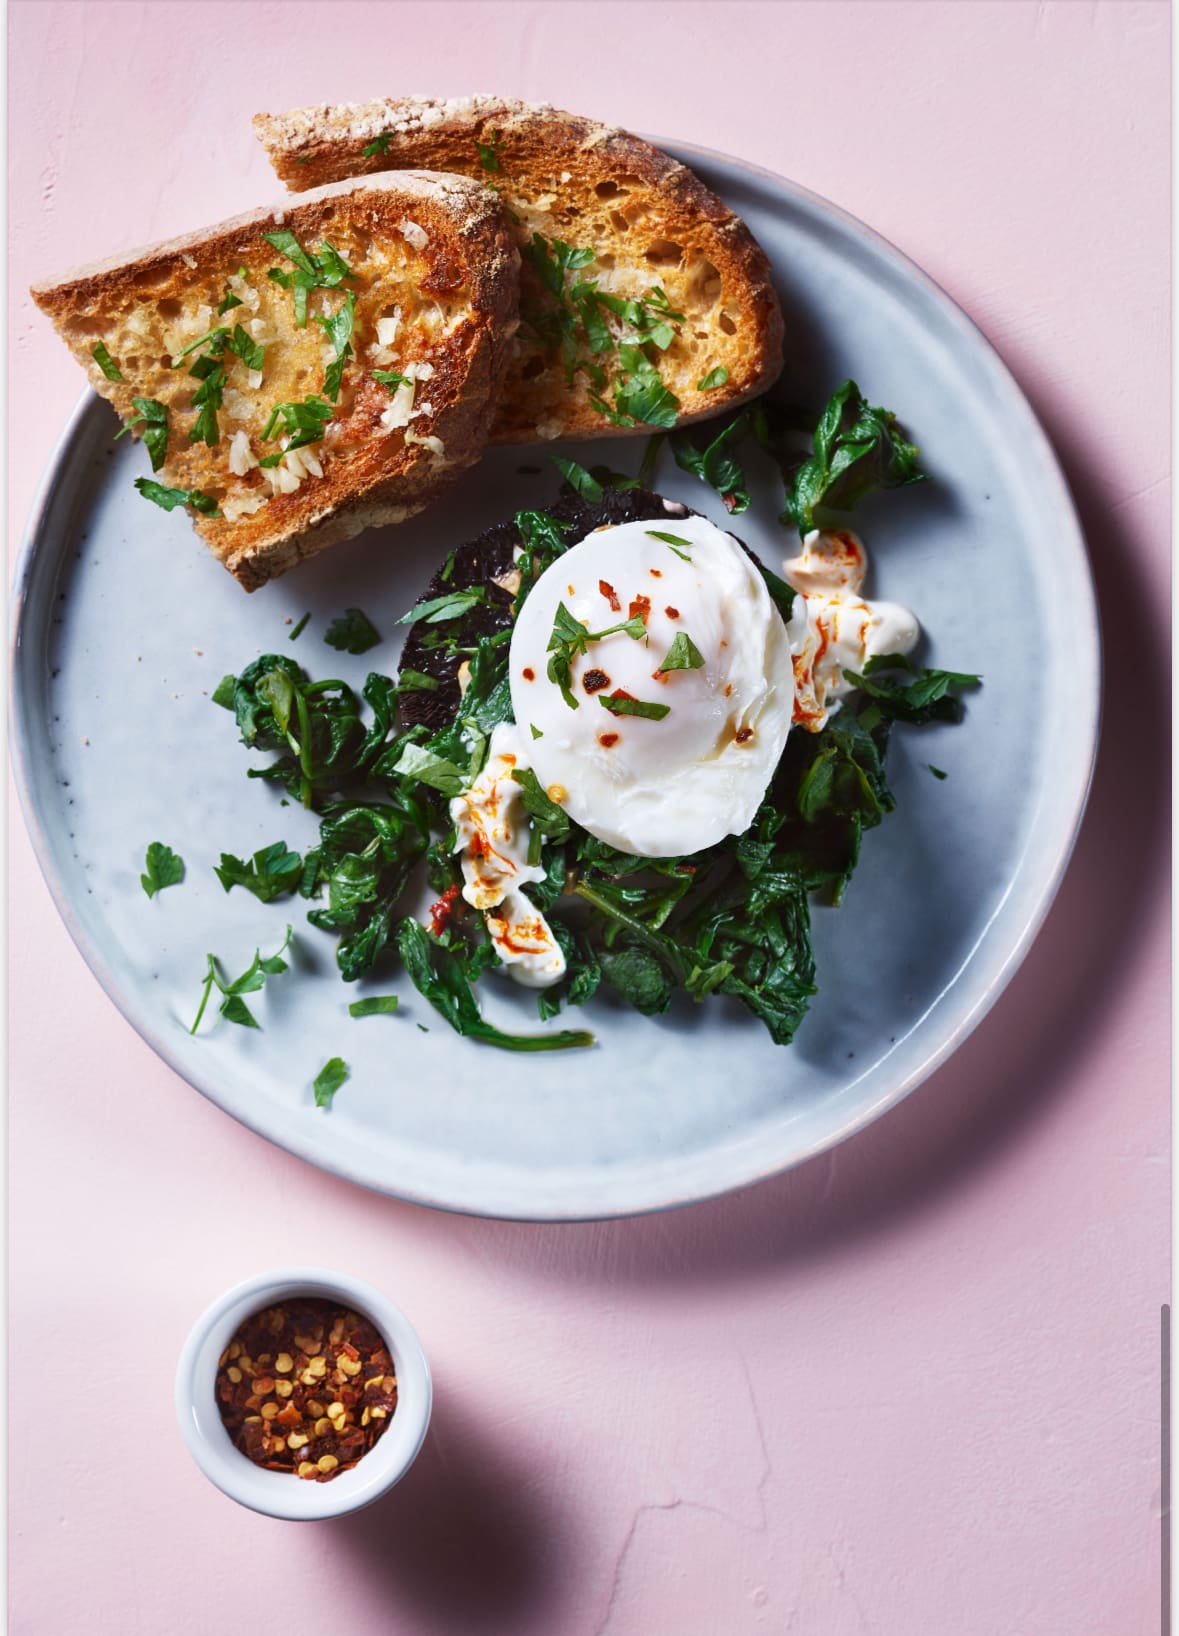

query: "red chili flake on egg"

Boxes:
[665, 606, 680, 619]
[599, 579, 621, 612]
[649, 568, 663, 578]
[609, 688, 637, 702]
[735, 726, 754, 743]
[522, 667, 535, 681]
[628, 595, 651, 623]
[598, 732, 619, 748]
[582, 668, 611, 694]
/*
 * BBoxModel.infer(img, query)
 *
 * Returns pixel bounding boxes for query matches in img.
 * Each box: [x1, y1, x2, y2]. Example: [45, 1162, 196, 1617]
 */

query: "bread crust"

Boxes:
[31, 171, 519, 589]
[253, 98, 784, 445]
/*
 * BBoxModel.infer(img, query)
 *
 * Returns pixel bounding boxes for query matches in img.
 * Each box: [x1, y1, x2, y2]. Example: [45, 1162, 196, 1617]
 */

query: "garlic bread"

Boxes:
[253, 97, 783, 446]
[31, 172, 518, 589]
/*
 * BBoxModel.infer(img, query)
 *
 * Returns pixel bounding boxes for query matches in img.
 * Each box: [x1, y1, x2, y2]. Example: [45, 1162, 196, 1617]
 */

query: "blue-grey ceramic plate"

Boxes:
[10, 145, 1099, 1219]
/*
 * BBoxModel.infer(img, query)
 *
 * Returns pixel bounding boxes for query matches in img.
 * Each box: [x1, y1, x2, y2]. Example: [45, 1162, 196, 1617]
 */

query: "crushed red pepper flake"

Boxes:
[215, 1299, 397, 1482]
[599, 579, 621, 612]
[665, 606, 680, 619]
[582, 668, 610, 694]
[628, 594, 651, 623]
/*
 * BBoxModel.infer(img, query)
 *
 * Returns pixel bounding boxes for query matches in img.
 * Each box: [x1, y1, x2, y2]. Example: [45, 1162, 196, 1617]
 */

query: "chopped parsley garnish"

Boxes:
[172, 325, 230, 366]
[656, 632, 704, 672]
[697, 366, 729, 391]
[214, 841, 303, 903]
[608, 343, 680, 429]
[265, 231, 355, 328]
[134, 478, 221, 516]
[646, 528, 692, 560]
[216, 270, 247, 315]
[599, 692, 671, 721]
[92, 340, 123, 381]
[190, 925, 293, 1034]
[313, 1056, 349, 1107]
[362, 133, 392, 157]
[349, 995, 399, 1017]
[389, 743, 469, 796]
[324, 607, 381, 655]
[372, 369, 411, 390]
[225, 323, 265, 372]
[474, 130, 503, 172]
[141, 841, 184, 898]
[115, 397, 169, 470]
[519, 233, 683, 415]
[530, 724, 543, 739]
[546, 602, 647, 710]
[316, 289, 355, 401]
[928, 765, 948, 780]
[397, 587, 487, 625]
[188, 356, 225, 446]
[259, 394, 333, 461]
[551, 456, 604, 502]
[289, 612, 311, 641]
[396, 668, 441, 694]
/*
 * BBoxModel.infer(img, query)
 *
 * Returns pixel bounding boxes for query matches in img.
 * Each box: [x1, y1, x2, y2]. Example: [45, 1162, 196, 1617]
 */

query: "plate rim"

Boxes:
[9, 143, 1102, 1221]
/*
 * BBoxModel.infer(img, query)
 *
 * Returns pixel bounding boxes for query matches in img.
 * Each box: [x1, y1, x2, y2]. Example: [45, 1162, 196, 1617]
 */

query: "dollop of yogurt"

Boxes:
[783, 529, 920, 731]
[448, 721, 566, 988]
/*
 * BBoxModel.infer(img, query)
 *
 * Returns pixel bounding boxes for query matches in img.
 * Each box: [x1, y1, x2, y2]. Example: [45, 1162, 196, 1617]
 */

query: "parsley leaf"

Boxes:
[188, 358, 225, 446]
[141, 841, 184, 898]
[781, 380, 926, 535]
[397, 588, 487, 626]
[510, 768, 571, 840]
[348, 995, 399, 1018]
[655, 632, 704, 672]
[474, 129, 503, 171]
[550, 456, 604, 503]
[290, 613, 311, 641]
[546, 603, 647, 710]
[324, 607, 380, 655]
[225, 323, 265, 372]
[265, 232, 354, 328]
[317, 289, 355, 401]
[190, 925, 293, 1034]
[697, 366, 729, 391]
[115, 397, 169, 470]
[134, 478, 221, 516]
[396, 668, 441, 694]
[372, 369, 411, 389]
[214, 840, 303, 902]
[259, 394, 333, 458]
[362, 133, 392, 157]
[313, 1056, 350, 1107]
[92, 341, 123, 381]
[611, 343, 680, 429]
[390, 743, 469, 796]
[599, 693, 671, 721]
[646, 528, 692, 560]
[171, 325, 230, 366]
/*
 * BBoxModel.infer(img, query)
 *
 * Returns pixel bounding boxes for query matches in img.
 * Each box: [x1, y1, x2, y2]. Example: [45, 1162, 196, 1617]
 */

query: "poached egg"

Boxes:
[507, 514, 796, 858]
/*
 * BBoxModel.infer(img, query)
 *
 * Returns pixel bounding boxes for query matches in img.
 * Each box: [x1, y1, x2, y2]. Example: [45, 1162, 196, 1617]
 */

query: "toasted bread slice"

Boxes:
[253, 97, 783, 446]
[30, 172, 518, 589]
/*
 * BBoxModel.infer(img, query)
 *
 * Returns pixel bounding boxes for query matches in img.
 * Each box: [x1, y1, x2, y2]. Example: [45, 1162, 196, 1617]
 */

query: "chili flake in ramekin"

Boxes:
[215, 1298, 397, 1481]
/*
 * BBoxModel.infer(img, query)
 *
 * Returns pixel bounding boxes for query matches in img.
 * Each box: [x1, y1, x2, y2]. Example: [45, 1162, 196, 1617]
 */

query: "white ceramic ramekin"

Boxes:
[175, 1266, 432, 1520]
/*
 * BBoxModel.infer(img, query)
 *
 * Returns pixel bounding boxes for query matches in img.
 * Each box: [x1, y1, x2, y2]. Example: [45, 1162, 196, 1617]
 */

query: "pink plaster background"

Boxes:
[7, 3, 1170, 1631]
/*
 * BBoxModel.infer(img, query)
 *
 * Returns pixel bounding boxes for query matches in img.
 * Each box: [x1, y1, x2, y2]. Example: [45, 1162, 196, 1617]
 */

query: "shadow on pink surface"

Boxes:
[321, 1377, 575, 1630]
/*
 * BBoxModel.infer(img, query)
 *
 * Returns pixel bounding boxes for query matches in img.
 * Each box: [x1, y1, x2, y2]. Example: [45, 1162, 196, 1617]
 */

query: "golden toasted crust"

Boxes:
[253, 97, 784, 445]
[30, 172, 518, 588]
